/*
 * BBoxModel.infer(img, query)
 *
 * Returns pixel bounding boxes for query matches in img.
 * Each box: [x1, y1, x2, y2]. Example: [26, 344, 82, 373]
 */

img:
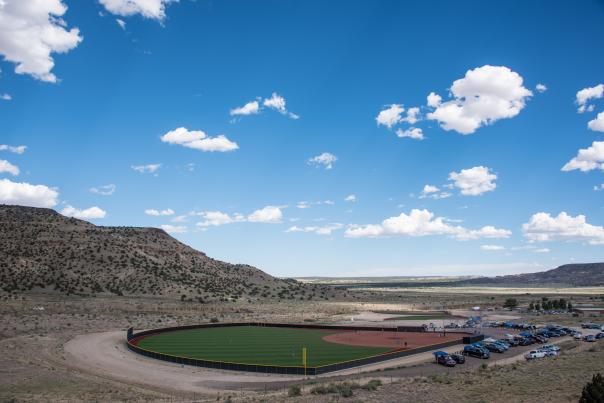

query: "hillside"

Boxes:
[456, 263, 604, 287]
[0, 205, 335, 301]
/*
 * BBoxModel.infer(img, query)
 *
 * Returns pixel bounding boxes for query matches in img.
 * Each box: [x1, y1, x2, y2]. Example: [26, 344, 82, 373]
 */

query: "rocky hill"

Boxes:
[0, 205, 336, 301]
[456, 263, 604, 287]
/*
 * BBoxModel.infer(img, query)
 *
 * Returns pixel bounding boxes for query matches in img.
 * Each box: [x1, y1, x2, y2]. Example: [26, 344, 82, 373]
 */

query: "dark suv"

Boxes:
[463, 345, 490, 359]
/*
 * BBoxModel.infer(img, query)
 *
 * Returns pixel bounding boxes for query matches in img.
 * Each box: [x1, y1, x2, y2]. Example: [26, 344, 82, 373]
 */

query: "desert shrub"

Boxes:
[580, 373, 604, 403]
[287, 385, 301, 397]
[362, 379, 382, 391]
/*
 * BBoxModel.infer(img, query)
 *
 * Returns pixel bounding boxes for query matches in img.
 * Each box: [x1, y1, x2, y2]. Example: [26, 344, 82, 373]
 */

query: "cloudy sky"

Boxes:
[1, 0, 603, 277]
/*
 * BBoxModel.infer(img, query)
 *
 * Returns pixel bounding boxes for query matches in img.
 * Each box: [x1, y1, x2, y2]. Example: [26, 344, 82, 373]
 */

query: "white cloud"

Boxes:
[145, 208, 174, 216]
[0, 93, 11, 100]
[419, 184, 451, 200]
[230, 100, 260, 116]
[426, 65, 532, 135]
[61, 205, 106, 219]
[286, 223, 343, 236]
[403, 107, 420, 124]
[449, 166, 497, 196]
[535, 83, 547, 93]
[0, 159, 19, 175]
[308, 152, 337, 170]
[376, 104, 404, 129]
[534, 248, 550, 253]
[99, 0, 177, 20]
[0, 178, 58, 207]
[248, 205, 283, 223]
[160, 127, 238, 152]
[345, 194, 356, 202]
[523, 211, 604, 245]
[481, 244, 505, 251]
[588, 111, 604, 132]
[160, 224, 187, 234]
[89, 184, 116, 196]
[594, 184, 604, 191]
[170, 214, 187, 223]
[576, 84, 603, 113]
[263, 92, 298, 119]
[296, 201, 310, 209]
[345, 208, 510, 240]
[0, 144, 26, 154]
[132, 163, 161, 174]
[427, 92, 442, 108]
[116, 18, 126, 29]
[562, 141, 604, 172]
[396, 127, 424, 140]
[196, 205, 283, 227]
[196, 211, 241, 227]
[0, 0, 82, 82]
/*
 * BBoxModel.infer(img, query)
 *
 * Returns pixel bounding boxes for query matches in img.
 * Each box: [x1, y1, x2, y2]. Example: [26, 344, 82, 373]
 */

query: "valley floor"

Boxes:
[0, 291, 602, 402]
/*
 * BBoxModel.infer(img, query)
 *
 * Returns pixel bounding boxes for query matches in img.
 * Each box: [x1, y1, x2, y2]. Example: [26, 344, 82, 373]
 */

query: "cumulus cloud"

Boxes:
[376, 104, 404, 129]
[89, 184, 116, 196]
[286, 223, 343, 236]
[0, 159, 19, 175]
[426, 65, 532, 135]
[0, 93, 11, 100]
[61, 205, 106, 219]
[0, 144, 26, 154]
[230, 100, 260, 116]
[576, 84, 603, 113]
[345, 194, 356, 202]
[131, 163, 161, 174]
[247, 205, 283, 223]
[263, 92, 299, 119]
[145, 208, 174, 216]
[160, 127, 238, 152]
[345, 208, 510, 240]
[99, 0, 177, 20]
[481, 244, 505, 251]
[427, 92, 442, 108]
[195, 205, 283, 227]
[535, 83, 547, 93]
[308, 152, 337, 170]
[160, 224, 187, 234]
[419, 185, 451, 200]
[522, 211, 604, 245]
[562, 141, 604, 172]
[588, 111, 604, 132]
[0, 0, 82, 82]
[0, 178, 58, 207]
[449, 166, 497, 196]
[396, 127, 424, 140]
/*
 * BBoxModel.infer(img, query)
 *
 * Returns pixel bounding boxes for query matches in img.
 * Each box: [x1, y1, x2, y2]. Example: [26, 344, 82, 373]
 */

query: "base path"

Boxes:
[323, 330, 462, 349]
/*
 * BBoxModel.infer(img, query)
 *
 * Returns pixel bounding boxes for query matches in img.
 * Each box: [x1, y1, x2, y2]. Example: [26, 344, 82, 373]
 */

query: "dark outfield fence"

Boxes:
[126, 322, 469, 375]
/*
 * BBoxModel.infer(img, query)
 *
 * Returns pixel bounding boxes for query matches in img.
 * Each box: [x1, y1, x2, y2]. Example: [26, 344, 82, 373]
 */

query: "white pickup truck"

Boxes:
[525, 350, 546, 360]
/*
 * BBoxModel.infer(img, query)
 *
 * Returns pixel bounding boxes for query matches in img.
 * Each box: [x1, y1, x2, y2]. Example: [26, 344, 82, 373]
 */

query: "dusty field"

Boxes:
[0, 291, 602, 402]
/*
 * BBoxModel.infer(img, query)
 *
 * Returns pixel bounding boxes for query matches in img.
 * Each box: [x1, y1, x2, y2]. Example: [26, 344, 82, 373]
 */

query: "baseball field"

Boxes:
[133, 325, 461, 367]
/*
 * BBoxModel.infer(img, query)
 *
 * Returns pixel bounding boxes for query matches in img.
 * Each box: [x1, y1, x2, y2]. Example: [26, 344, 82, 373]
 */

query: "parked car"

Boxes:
[518, 337, 533, 346]
[573, 332, 583, 340]
[584, 335, 596, 342]
[484, 342, 506, 353]
[595, 332, 604, 340]
[541, 344, 560, 352]
[538, 349, 558, 357]
[450, 353, 465, 364]
[434, 353, 457, 367]
[463, 345, 490, 359]
[525, 350, 546, 360]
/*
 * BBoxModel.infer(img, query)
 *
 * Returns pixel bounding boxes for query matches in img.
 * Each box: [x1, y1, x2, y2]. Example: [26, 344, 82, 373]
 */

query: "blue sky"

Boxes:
[1, 0, 604, 277]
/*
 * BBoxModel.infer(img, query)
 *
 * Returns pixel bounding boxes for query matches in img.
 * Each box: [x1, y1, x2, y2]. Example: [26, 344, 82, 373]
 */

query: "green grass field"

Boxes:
[136, 326, 392, 367]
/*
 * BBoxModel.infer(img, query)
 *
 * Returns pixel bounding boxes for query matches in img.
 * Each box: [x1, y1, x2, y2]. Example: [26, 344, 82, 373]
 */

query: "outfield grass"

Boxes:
[136, 326, 392, 366]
